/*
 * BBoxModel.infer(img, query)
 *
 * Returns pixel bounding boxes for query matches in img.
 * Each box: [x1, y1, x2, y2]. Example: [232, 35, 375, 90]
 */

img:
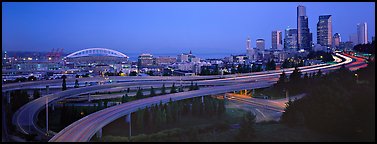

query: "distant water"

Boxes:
[126, 52, 243, 61]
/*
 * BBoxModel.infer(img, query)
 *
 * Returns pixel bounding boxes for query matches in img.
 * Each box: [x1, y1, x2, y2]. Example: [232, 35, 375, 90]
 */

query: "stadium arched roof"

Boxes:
[65, 48, 129, 58]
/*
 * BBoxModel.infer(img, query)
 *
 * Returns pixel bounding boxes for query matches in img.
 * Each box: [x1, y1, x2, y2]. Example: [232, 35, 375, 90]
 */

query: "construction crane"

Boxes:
[46, 48, 55, 60]
[56, 48, 64, 59]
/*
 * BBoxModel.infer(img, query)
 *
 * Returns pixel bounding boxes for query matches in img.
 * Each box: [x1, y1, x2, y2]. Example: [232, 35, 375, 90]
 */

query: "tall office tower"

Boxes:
[357, 22, 368, 44]
[284, 28, 298, 50]
[256, 39, 265, 51]
[246, 36, 251, 49]
[310, 32, 313, 49]
[297, 5, 311, 50]
[332, 33, 341, 49]
[349, 33, 358, 46]
[246, 36, 257, 61]
[272, 31, 283, 50]
[317, 15, 332, 47]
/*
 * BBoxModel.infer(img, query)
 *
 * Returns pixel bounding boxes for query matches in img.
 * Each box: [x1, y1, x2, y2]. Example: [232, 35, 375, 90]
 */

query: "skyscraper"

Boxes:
[256, 39, 265, 51]
[357, 22, 368, 44]
[284, 28, 298, 50]
[317, 15, 332, 47]
[332, 33, 341, 49]
[246, 36, 257, 61]
[349, 33, 358, 46]
[297, 5, 311, 50]
[246, 36, 251, 49]
[272, 31, 283, 50]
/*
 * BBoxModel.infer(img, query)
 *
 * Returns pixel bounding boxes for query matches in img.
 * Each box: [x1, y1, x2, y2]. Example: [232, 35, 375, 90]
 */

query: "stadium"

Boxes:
[64, 48, 129, 65]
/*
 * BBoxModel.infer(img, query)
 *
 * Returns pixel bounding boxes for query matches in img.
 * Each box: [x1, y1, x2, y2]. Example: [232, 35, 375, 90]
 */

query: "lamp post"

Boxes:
[354, 73, 358, 82]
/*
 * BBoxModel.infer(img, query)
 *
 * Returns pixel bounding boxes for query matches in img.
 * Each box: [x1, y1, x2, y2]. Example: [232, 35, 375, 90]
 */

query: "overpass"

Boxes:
[8, 53, 359, 141]
[48, 53, 358, 142]
[49, 82, 274, 142]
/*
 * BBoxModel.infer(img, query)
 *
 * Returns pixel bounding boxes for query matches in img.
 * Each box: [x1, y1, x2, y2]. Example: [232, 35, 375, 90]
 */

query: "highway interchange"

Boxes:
[2, 52, 368, 142]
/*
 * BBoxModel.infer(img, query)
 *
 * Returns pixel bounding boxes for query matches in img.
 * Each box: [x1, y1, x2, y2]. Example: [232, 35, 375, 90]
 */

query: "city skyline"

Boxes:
[2, 2, 375, 54]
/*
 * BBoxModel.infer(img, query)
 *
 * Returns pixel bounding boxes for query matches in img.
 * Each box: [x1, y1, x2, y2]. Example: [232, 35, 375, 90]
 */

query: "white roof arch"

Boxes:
[65, 48, 129, 58]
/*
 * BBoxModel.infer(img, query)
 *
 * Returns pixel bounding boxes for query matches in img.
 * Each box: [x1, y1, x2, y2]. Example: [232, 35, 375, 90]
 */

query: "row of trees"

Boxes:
[267, 66, 327, 98]
[280, 58, 305, 69]
[10, 90, 30, 112]
[353, 40, 375, 54]
[306, 51, 335, 63]
[265, 59, 277, 71]
[130, 96, 226, 134]
[59, 104, 101, 130]
[61, 75, 80, 90]
[281, 61, 375, 141]
[235, 112, 256, 141]
[121, 82, 199, 103]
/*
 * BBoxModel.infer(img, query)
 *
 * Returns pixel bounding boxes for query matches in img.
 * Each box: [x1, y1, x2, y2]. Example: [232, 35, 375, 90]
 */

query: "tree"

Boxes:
[150, 86, 156, 97]
[104, 100, 109, 108]
[170, 83, 177, 93]
[122, 94, 129, 103]
[289, 67, 302, 83]
[235, 112, 256, 141]
[11, 90, 30, 112]
[135, 87, 144, 99]
[118, 70, 124, 76]
[252, 64, 262, 72]
[288, 67, 303, 94]
[74, 79, 79, 88]
[277, 71, 288, 85]
[33, 89, 41, 100]
[15, 77, 27, 82]
[28, 76, 37, 81]
[189, 81, 194, 91]
[129, 71, 138, 76]
[127, 87, 130, 93]
[194, 83, 199, 90]
[178, 84, 184, 92]
[281, 59, 291, 69]
[316, 69, 322, 78]
[62, 75, 67, 91]
[161, 84, 166, 95]
[266, 59, 276, 70]
[147, 71, 154, 76]
[135, 108, 144, 130]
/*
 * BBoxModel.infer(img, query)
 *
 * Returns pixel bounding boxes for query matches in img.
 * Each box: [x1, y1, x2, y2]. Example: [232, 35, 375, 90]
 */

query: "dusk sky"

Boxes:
[2, 2, 375, 56]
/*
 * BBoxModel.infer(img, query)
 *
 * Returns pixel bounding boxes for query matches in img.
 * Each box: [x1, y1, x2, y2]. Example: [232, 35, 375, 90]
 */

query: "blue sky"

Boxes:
[2, 2, 375, 55]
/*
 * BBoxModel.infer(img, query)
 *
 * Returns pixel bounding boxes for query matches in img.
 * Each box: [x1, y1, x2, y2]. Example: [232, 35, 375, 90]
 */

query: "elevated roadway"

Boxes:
[8, 53, 361, 141]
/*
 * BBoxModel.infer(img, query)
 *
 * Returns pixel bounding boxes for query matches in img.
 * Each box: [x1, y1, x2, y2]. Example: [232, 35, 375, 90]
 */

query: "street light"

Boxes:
[354, 73, 358, 82]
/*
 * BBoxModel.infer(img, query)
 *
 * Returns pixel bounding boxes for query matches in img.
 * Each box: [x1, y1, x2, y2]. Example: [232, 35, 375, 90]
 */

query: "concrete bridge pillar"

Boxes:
[96, 128, 102, 139]
[6, 91, 11, 104]
[46, 85, 49, 95]
[88, 93, 91, 102]
[286, 90, 289, 101]
[125, 114, 131, 141]
[51, 103, 55, 111]
[201, 96, 204, 104]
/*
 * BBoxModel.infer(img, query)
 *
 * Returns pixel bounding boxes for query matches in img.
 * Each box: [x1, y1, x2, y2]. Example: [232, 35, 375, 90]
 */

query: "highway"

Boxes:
[227, 93, 305, 122]
[2, 62, 332, 92]
[48, 53, 359, 142]
[49, 82, 275, 142]
[7, 52, 362, 141]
